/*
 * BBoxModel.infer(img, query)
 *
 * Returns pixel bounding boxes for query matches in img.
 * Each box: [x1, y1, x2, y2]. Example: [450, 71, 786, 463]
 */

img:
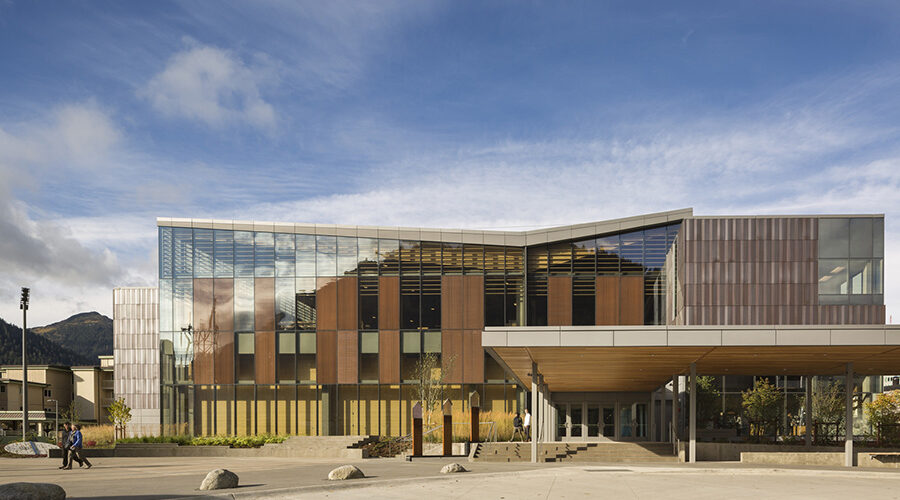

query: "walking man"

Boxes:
[63, 424, 92, 470]
[58, 423, 82, 470]
[524, 408, 532, 441]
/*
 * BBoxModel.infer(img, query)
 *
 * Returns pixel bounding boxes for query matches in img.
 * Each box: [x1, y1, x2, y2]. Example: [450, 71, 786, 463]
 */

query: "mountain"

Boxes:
[31, 312, 113, 363]
[0, 317, 94, 366]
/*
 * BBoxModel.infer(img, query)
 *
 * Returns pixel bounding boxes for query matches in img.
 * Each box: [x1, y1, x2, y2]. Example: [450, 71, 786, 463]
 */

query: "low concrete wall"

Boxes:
[741, 451, 844, 466]
[859, 453, 900, 468]
[695, 442, 843, 462]
[49, 438, 369, 459]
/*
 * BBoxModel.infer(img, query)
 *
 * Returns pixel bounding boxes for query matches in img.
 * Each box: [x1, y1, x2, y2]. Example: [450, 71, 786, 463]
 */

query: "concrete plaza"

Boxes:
[2, 456, 900, 499]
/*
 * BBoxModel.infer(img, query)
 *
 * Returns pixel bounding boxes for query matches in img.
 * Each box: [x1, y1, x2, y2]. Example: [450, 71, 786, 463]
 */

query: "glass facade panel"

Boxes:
[160, 278, 173, 332]
[442, 243, 463, 274]
[378, 239, 400, 275]
[400, 240, 420, 275]
[173, 228, 193, 278]
[277, 332, 295, 383]
[596, 235, 620, 275]
[421, 276, 441, 329]
[234, 231, 255, 277]
[818, 259, 848, 295]
[485, 276, 505, 326]
[874, 219, 884, 258]
[819, 218, 849, 258]
[254, 232, 275, 277]
[193, 229, 214, 278]
[848, 260, 872, 295]
[642, 226, 668, 273]
[160, 227, 174, 279]
[337, 236, 357, 276]
[401, 276, 420, 329]
[316, 235, 337, 276]
[275, 278, 295, 330]
[423, 330, 441, 353]
[359, 277, 378, 330]
[358, 238, 379, 275]
[295, 278, 316, 330]
[549, 242, 572, 275]
[421, 241, 442, 275]
[572, 277, 595, 326]
[234, 278, 255, 332]
[484, 246, 505, 274]
[214, 230, 234, 278]
[505, 275, 523, 326]
[359, 332, 379, 383]
[572, 239, 596, 275]
[505, 247, 524, 275]
[463, 244, 483, 274]
[236, 333, 255, 383]
[850, 218, 873, 258]
[295, 234, 316, 277]
[619, 230, 643, 274]
[173, 278, 193, 331]
[275, 233, 295, 277]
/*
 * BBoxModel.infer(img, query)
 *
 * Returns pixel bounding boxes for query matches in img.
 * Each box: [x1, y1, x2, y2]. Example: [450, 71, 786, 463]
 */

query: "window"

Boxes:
[378, 239, 400, 275]
[275, 233, 295, 277]
[572, 277, 595, 325]
[358, 238, 379, 275]
[421, 242, 442, 275]
[463, 244, 483, 274]
[234, 278, 254, 332]
[277, 332, 295, 383]
[337, 237, 358, 276]
[818, 217, 883, 305]
[596, 235, 620, 275]
[421, 276, 441, 329]
[159, 227, 174, 279]
[620, 230, 643, 275]
[236, 333, 255, 383]
[43, 389, 51, 397]
[295, 234, 316, 277]
[400, 240, 420, 275]
[484, 246, 505, 274]
[401, 331, 421, 383]
[214, 230, 234, 278]
[275, 278, 295, 330]
[549, 243, 572, 275]
[254, 232, 275, 277]
[485, 276, 505, 326]
[401, 276, 420, 329]
[234, 231, 255, 277]
[298, 332, 316, 383]
[173, 228, 193, 278]
[359, 331, 379, 383]
[295, 278, 316, 330]
[572, 239, 595, 275]
[193, 229, 214, 278]
[442, 243, 463, 274]
[527, 276, 548, 326]
[359, 277, 378, 330]
[505, 275, 523, 326]
[316, 235, 337, 276]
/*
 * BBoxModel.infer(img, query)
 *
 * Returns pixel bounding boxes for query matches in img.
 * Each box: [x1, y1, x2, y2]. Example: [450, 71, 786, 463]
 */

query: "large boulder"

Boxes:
[327, 464, 365, 480]
[440, 463, 468, 474]
[199, 469, 239, 490]
[0, 482, 66, 500]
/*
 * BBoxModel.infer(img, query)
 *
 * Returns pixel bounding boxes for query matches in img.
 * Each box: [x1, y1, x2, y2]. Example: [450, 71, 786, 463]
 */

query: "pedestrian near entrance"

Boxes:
[58, 423, 82, 470]
[524, 409, 532, 441]
[510, 413, 526, 442]
[64, 424, 92, 470]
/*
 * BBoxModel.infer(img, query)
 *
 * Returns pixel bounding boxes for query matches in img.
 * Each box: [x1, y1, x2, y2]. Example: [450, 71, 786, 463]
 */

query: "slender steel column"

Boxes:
[649, 391, 656, 441]
[671, 375, 679, 443]
[689, 363, 697, 463]
[531, 362, 538, 463]
[845, 363, 854, 467]
[804, 376, 812, 447]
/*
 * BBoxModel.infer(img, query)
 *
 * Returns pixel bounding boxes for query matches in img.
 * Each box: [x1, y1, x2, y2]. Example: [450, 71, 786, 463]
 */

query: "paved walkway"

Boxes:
[2, 456, 900, 499]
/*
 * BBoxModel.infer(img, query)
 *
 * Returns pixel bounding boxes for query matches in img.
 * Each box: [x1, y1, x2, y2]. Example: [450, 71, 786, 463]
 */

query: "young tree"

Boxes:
[742, 378, 782, 439]
[413, 353, 456, 425]
[107, 397, 132, 441]
[865, 390, 900, 445]
[61, 401, 80, 427]
[813, 380, 845, 442]
[696, 376, 722, 426]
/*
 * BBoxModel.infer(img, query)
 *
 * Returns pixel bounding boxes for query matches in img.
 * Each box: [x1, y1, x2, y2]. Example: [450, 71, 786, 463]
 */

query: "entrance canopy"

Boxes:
[483, 325, 900, 392]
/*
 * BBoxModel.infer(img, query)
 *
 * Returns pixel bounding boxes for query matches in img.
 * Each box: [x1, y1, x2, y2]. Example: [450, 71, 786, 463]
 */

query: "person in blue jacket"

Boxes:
[63, 424, 92, 470]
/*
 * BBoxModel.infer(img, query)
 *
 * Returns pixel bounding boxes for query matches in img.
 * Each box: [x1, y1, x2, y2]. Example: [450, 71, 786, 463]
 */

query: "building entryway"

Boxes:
[555, 402, 648, 441]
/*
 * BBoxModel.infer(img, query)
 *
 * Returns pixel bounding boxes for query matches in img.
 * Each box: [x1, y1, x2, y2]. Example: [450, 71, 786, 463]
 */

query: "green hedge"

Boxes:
[116, 434, 286, 448]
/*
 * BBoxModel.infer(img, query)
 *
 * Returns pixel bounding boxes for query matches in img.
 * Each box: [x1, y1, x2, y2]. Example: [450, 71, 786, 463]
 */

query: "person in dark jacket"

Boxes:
[63, 424, 92, 470]
[58, 423, 82, 470]
[510, 413, 526, 442]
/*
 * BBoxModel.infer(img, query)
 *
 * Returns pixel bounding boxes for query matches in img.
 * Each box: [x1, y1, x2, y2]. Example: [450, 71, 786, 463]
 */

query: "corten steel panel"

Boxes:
[442, 329, 464, 383]
[193, 279, 215, 385]
[254, 278, 275, 332]
[463, 329, 484, 384]
[441, 276, 464, 330]
[379, 330, 400, 384]
[316, 331, 338, 384]
[255, 330, 276, 384]
[378, 276, 400, 330]
[596, 276, 620, 325]
[337, 277, 358, 331]
[463, 275, 485, 329]
[316, 277, 338, 331]
[193, 350, 213, 385]
[213, 279, 234, 331]
[547, 276, 573, 326]
[619, 275, 644, 325]
[214, 333, 234, 384]
[337, 330, 359, 384]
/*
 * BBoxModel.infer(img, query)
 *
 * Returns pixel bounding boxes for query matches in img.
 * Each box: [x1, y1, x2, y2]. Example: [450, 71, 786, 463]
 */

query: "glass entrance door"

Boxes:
[601, 407, 615, 438]
[587, 405, 600, 437]
[570, 404, 583, 437]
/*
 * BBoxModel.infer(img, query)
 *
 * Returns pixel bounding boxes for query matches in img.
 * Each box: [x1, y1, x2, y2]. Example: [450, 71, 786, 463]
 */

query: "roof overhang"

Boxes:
[484, 325, 900, 392]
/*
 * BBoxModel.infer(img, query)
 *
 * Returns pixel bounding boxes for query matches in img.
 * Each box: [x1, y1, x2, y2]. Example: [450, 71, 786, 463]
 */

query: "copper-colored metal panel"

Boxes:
[337, 277, 358, 331]
[463, 329, 484, 384]
[441, 276, 464, 329]
[316, 331, 337, 384]
[595, 276, 620, 325]
[619, 275, 644, 325]
[255, 330, 276, 384]
[193, 279, 214, 332]
[378, 276, 400, 330]
[547, 276, 573, 326]
[214, 333, 234, 384]
[214, 278, 234, 331]
[441, 329, 463, 383]
[463, 275, 484, 329]
[316, 277, 338, 331]
[337, 330, 358, 384]
[379, 330, 400, 384]
[254, 278, 275, 332]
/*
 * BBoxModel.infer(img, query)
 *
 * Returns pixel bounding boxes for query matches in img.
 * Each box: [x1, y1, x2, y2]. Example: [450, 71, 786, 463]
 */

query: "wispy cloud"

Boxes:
[139, 40, 277, 130]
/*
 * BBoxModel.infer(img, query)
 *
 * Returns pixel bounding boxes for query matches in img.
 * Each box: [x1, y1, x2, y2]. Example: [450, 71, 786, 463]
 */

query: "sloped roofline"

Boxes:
[157, 208, 693, 246]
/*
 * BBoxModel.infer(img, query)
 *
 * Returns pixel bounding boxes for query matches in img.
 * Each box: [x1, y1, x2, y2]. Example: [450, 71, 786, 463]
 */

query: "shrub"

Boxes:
[865, 390, 900, 445]
[116, 434, 286, 448]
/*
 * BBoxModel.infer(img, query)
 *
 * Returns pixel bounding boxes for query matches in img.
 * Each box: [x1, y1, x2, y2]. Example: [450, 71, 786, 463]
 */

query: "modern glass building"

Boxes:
[149, 208, 894, 445]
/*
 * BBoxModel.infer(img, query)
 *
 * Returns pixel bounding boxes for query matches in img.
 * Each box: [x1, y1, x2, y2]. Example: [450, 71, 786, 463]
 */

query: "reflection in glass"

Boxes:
[193, 229, 214, 278]
[549, 243, 572, 275]
[485, 276, 505, 326]
[357, 238, 378, 275]
[818, 259, 848, 295]
[484, 246, 505, 274]
[160, 278, 173, 332]
[596, 235, 620, 275]
[173, 278, 193, 331]
[275, 278, 295, 330]
[173, 228, 193, 278]
[572, 239, 596, 275]
[275, 233, 295, 277]
[214, 230, 234, 278]
[234, 231, 255, 277]
[619, 230, 643, 274]
[359, 277, 378, 330]
[505, 247, 524, 274]
[442, 242, 463, 274]
[316, 235, 337, 276]
[400, 240, 420, 275]
[463, 244, 484, 274]
[818, 218, 849, 258]
[254, 232, 275, 277]
[527, 245, 548, 274]
[234, 278, 255, 332]
[874, 259, 884, 294]
[160, 227, 173, 279]
[297, 332, 316, 383]
[293, 234, 316, 277]
[378, 239, 399, 275]
[642, 226, 668, 272]
[295, 278, 316, 330]
[850, 219, 873, 258]
[337, 236, 358, 275]
[848, 260, 872, 295]
[874, 219, 885, 258]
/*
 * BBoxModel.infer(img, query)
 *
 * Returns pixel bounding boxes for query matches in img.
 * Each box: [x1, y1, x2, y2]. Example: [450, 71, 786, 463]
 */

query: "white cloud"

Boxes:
[140, 42, 277, 130]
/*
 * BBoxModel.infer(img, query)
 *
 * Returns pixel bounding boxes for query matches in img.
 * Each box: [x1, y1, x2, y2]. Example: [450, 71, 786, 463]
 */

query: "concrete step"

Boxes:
[472, 441, 677, 463]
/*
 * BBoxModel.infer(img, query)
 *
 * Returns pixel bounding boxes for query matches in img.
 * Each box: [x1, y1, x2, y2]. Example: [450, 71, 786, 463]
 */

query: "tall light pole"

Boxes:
[20, 287, 29, 441]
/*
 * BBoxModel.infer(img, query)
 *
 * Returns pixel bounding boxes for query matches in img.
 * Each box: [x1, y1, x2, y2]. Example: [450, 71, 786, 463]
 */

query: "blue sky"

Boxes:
[1, 1, 900, 325]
